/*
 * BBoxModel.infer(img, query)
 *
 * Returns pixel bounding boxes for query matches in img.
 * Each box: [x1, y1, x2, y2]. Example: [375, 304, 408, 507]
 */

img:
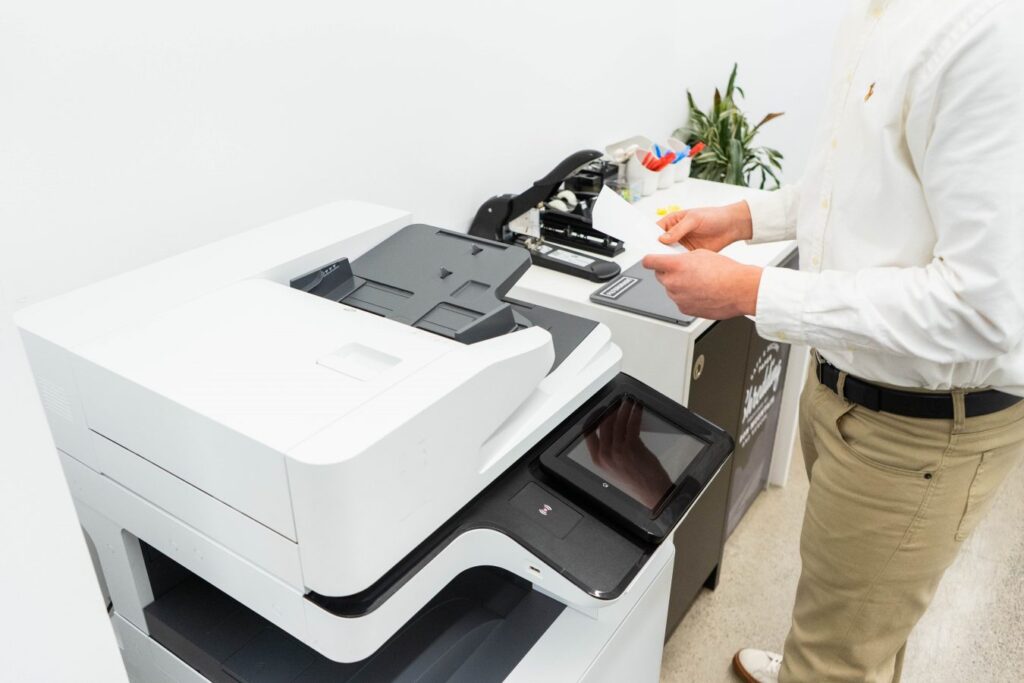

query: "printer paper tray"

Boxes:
[142, 542, 563, 683]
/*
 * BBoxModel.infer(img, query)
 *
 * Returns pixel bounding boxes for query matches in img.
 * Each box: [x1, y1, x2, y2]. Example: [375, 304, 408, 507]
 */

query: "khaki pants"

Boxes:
[780, 363, 1024, 683]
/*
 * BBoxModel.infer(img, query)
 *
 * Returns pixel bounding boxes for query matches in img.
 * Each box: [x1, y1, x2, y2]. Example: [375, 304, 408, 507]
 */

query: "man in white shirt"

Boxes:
[643, 1, 1024, 681]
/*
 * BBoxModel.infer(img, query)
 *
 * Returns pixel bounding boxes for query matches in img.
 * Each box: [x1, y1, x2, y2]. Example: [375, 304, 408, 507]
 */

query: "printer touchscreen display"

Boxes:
[564, 398, 707, 511]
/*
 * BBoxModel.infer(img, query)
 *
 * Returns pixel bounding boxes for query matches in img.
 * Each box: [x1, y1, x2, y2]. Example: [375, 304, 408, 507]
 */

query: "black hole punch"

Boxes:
[439, 267, 453, 279]
[471, 245, 484, 255]
[924, 472, 933, 480]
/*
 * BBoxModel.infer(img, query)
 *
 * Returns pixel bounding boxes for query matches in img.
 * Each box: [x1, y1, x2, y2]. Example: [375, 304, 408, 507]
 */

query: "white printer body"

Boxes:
[16, 201, 733, 683]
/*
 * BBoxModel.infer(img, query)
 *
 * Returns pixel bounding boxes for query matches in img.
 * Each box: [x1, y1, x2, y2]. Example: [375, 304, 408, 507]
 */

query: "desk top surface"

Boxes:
[510, 178, 797, 335]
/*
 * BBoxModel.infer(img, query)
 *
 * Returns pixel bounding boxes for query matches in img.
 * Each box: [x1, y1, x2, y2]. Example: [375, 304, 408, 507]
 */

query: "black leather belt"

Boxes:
[816, 359, 1021, 419]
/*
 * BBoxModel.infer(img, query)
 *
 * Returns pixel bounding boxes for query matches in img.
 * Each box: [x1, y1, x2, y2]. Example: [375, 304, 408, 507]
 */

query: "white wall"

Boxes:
[0, 1, 845, 307]
[0, 2, 845, 679]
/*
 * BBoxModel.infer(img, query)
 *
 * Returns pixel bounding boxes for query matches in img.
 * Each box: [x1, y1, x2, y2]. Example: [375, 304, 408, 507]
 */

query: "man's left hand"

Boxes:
[642, 250, 763, 320]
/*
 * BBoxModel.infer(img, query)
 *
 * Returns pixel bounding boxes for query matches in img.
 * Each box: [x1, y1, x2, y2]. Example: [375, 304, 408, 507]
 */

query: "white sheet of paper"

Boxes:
[593, 185, 686, 256]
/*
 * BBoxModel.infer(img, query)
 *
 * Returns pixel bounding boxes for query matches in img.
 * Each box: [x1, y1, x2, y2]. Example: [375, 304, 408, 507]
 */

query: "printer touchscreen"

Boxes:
[563, 398, 707, 512]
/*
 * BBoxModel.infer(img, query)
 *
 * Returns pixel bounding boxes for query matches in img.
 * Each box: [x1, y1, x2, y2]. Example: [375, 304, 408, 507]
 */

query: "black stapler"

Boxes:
[469, 150, 623, 282]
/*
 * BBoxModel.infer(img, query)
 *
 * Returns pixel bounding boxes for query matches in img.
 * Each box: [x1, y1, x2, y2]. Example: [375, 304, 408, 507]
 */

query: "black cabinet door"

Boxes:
[688, 316, 792, 537]
[687, 316, 751, 441]
[663, 316, 749, 637]
[730, 332, 791, 535]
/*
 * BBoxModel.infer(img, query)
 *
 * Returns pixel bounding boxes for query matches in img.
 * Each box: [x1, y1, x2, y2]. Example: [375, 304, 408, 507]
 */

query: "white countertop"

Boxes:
[510, 178, 797, 337]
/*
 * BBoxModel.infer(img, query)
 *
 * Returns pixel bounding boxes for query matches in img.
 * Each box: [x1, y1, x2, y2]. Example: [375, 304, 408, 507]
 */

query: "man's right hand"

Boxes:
[657, 200, 754, 252]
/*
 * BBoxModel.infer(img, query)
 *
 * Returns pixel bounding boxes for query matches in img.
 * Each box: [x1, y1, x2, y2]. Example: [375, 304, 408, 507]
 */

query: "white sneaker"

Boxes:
[732, 648, 783, 683]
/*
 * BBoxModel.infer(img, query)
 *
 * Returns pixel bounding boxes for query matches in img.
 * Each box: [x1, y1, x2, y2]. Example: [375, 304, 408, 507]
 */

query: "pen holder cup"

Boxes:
[673, 157, 692, 183]
[640, 165, 659, 197]
[630, 148, 659, 197]
[657, 164, 675, 189]
[626, 154, 643, 184]
[606, 177, 641, 204]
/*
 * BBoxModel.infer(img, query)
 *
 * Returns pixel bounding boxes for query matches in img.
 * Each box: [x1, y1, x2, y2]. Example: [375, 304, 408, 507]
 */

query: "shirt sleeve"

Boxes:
[745, 183, 800, 244]
[755, 2, 1024, 363]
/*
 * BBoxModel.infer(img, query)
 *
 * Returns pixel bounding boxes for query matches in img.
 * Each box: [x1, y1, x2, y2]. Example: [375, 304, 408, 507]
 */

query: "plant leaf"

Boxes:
[677, 64, 783, 188]
[727, 139, 745, 186]
[725, 63, 738, 100]
[751, 112, 785, 135]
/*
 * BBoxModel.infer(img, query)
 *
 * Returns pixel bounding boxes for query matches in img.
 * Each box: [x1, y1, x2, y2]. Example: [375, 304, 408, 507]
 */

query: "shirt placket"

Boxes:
[811, 1, 889, 272]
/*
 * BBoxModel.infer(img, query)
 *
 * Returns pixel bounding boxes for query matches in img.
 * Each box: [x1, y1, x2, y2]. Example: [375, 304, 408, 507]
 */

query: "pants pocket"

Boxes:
[833, 404, 942, 478]
[955, 452, 991, 542]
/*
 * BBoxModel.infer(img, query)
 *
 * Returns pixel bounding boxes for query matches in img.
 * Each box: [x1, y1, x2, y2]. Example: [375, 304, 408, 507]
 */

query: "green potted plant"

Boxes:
[673, 63, 784, 189]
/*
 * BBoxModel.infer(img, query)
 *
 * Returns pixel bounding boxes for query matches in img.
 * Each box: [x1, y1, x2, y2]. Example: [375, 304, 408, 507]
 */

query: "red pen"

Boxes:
[689, 142, 705, 158]
[652, 151, 676, 172]
[642, 150, 656, 167]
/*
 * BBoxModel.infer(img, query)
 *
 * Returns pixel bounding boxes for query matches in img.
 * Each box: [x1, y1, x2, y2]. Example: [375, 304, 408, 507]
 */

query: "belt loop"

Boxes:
[836, 371, 848, 401]
[952, 389, 966, 432]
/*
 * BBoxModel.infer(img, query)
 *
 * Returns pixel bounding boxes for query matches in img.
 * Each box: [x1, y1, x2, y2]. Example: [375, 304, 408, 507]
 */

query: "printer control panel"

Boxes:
[508, 483, 583, 539]
[536, 375, 731, 544]
[307, 372, 733, 614]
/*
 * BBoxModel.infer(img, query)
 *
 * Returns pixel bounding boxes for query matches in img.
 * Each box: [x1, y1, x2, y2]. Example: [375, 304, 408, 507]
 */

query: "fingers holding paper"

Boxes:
[656, 210, 704, 250]
[656, 202, 754, 252]
[642, 250, 763, 320]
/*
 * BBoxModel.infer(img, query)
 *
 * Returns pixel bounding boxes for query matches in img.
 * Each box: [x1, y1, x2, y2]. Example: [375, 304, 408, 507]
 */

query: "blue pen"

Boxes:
[654, 144, 663, 159]
[672, 145, 691, 163]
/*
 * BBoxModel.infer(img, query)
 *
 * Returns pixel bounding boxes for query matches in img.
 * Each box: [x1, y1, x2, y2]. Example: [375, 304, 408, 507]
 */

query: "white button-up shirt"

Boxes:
[749, 0, 1024, 396]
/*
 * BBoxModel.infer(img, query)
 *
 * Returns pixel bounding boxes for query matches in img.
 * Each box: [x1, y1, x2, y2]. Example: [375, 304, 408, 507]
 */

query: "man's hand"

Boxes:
[642, 250, 763, 320]
[657, 201, 753, 252]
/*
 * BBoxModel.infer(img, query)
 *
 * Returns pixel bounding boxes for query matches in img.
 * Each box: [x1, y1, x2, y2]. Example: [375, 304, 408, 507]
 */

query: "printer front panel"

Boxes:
[287, 326, 556, 598]
[66, 278, 466, 543]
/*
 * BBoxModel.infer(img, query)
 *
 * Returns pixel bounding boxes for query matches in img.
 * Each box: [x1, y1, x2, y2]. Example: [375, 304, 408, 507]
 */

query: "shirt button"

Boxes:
[777, 331, 788, 341]
[831, 137, 838, 150]
[812, 256, 821, 267]
[820, 197, 830, 210]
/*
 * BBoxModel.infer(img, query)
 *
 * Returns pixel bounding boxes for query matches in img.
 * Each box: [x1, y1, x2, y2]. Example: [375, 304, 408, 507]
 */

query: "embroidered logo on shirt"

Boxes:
[864, 82, 876, 102]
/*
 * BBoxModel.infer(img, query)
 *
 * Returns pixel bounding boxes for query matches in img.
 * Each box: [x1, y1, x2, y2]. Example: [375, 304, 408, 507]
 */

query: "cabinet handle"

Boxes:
[693, 354, 705, 381]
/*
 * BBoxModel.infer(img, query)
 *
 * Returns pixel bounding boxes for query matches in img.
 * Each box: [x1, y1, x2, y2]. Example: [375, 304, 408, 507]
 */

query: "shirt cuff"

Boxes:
[755, 266, 811, 345]
[746, 185, 799, 244]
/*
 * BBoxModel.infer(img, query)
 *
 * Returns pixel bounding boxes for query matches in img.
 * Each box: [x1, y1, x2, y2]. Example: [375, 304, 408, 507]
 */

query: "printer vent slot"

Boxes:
[38, 377, 75, 424]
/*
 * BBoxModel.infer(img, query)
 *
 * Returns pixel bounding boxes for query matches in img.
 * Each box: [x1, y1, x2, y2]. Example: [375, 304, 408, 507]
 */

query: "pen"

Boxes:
[652, 152, 676, 172]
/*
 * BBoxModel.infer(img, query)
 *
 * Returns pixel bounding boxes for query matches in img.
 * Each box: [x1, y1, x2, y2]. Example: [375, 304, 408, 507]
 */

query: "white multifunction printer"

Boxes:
[16, 202, 734, 683]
